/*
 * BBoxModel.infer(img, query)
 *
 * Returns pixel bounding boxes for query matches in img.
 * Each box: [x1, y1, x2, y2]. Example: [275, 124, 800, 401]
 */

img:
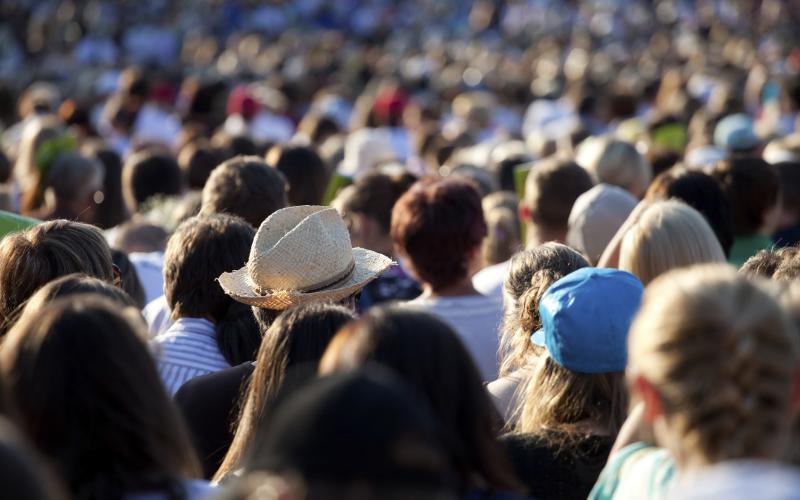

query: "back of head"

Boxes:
[740, 247, 799, 280]
[246, 369, 454, 498]
[620, 200, 726, 285]
[646, 167, 735, 257]
[712, 157, 780, 236]
[523, 157, 594, 237]
[21, 274, 135, 321]
[85, 144, 128, 229]
[0, 220, 114, 333]
[201, 155, 288, 228]
[46, 152, 104, 204]
[582, 139, 652, 198]
[500, 243, 589, 376]
[268, 145, 328, 206]
[630, 265, 798, 464]
[122, 152, 183, 213]
[336, 171, 418, 234]
[178, 140, 225, 190]
[320, 306, 519, 492]
[391, 177, 487, 290]
[567, 184, 638, 264]
[217, 303, 357, 481]
[0, 295, 198, 498]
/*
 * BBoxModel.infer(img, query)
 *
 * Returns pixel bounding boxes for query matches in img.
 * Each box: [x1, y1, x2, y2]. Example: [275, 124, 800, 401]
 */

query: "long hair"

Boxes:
[514, 356, 627, 447]
[0, 296, 200, 500]
[320, 306, 522, 493]
[499, 243, 588, 377]
[214, 303, 356, 482]
[630, 265, 799, 464]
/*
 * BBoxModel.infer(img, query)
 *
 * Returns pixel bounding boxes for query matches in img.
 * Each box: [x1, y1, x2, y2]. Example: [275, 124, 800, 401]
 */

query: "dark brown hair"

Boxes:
[267, 145, 329, 206]
[178, 140, 225, 190]
[0, 220, 114, 334]
[320, 306, 522, 494]
[646, 166, 735, 256]
[122, 152, 183, 213]
[524, 158, 593, 231]
[712, 157, 780, 236]
[339, 171, 417, 234]
[201, 156, 288, 228]
[164, 214, 260, 365]
[391, 177, 487, 290]
[215, 303, 356, 481]
[0, 296, 200, 500]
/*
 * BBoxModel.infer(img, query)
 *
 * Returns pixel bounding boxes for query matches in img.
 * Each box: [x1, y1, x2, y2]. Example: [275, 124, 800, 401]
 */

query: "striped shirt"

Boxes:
[153, 318, 230, 395]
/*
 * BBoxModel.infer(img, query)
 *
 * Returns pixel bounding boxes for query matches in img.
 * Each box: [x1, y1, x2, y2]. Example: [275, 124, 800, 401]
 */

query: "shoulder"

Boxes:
[589, 443, 675, 500]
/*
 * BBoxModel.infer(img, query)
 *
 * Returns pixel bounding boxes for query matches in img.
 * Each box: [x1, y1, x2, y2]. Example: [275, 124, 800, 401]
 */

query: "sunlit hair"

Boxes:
[0, 220, 114, 334]
[513, 356, 627, 447]
[214, 303, 355, 482]
[620, 200, 725, 285]
[629, 265, 799, 464]
[583, 138, 652, 198]
[499, 243, 588, 377]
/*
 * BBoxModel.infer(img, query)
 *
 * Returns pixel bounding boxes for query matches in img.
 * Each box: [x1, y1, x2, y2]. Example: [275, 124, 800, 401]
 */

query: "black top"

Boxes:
[174, 361, 255, 478]
[500, 432, 613, 500]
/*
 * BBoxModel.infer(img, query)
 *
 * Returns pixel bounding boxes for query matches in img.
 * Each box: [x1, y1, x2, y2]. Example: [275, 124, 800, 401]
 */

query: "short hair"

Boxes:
[178, 140, 225, 190]
[645, 166, 735, 257]
[20, 273, 136, 321]
[46, 152, 103, 203]
[391, 178, 487, 290]
[201, 156, 288, 228]
[164, 214, 255, 321]
[523, 158, 594, 231]
[122, 152, 183, 213]
[620, 200, 726, 285]
[336, 171, 417, 233]
[712, 157, 780, 236]
[268, 145, 328, 206]
[0, 220, 114, 332]
[739, 247, 798, 280]
[583, 139, 652, 198]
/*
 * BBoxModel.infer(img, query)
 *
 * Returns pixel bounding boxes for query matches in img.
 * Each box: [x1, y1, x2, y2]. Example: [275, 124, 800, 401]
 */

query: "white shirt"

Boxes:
[129, 252, 165, 305]
[472, 260, 510, 301]
[143, 295, 172, 338]
[402, 294, 503, 381]
[153, 318, 230, 395]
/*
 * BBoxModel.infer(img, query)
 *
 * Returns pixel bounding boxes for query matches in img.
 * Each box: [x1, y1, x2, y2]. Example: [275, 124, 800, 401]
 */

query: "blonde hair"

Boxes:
[620, 200, 725, 285]
[499, 244, 588, 377]
[629, 265, 799, 465]
[513, 355, 627, 443]
[582, 139, 652, 198]
[14, 117, 63, 212]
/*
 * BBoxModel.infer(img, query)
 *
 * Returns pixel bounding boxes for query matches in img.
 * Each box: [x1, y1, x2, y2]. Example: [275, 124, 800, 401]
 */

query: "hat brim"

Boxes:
[218, 248, 395, 309]
[530, 329, 546, 347]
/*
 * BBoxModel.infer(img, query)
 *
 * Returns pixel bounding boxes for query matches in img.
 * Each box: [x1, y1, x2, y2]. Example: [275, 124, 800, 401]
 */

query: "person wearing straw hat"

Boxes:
[218, 205, 394, 310]
[174, 205, 393, 473]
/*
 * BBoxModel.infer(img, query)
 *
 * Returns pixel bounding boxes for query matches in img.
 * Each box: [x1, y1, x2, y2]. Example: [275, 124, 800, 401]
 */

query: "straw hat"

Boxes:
[218, 205, 394, 309]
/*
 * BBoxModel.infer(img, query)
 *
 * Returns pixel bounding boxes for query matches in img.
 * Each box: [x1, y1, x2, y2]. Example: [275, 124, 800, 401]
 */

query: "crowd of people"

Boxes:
[2, 0, 800, 499]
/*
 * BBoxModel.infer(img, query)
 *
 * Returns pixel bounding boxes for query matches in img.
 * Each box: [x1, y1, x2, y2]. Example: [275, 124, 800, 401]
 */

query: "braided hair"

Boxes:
[630, 265, 799, 464]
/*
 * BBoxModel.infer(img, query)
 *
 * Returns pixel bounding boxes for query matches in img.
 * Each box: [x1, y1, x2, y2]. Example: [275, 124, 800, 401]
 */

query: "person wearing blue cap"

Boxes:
[500, 267, 644, 500]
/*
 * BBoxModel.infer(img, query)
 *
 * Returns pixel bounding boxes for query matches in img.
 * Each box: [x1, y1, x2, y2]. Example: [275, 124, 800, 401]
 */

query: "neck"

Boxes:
[422, 277, 479, 298]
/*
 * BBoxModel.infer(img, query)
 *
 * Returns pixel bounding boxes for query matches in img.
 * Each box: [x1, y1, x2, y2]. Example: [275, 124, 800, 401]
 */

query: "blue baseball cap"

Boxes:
[531, 267, 644, 373]
[714, 114, 759, 152]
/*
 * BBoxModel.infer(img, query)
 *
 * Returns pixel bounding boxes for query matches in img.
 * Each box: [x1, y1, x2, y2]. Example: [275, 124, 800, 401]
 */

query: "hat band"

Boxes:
[256, 257, 356, 296]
